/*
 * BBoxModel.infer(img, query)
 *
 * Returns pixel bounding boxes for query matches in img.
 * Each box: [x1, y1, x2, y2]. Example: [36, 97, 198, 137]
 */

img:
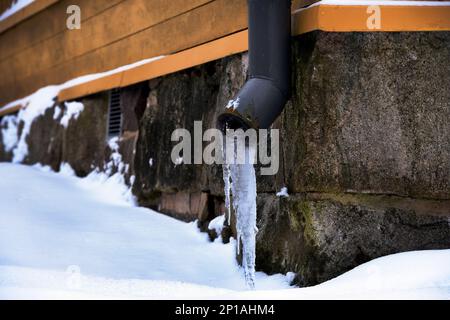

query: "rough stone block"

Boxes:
[284, 31, 450, 199]
[256, 193, 450, 286]
[62, 93, 109, 176]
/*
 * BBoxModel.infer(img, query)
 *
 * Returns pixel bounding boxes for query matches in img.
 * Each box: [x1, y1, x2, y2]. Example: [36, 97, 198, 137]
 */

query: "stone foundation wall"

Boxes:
[0, 93, 110, 173]
[256, 31, 450, 284]
[0, 31, 449, 286]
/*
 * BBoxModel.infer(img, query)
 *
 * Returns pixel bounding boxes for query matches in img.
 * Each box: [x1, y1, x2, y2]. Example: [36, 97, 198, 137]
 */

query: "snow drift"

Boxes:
[0, 163, 448, 299]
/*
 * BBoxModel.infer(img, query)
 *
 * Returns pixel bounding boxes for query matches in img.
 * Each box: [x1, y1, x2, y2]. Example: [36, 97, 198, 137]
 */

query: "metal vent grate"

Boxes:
[108, 88, 122, 137]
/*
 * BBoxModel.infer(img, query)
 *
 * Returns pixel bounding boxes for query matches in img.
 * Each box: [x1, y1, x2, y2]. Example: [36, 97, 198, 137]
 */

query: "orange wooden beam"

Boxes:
[57, 30, 248, 102]
[293, 3, 450, 34]
[0, 103, 22, 116]
[59, 3, 450, 102]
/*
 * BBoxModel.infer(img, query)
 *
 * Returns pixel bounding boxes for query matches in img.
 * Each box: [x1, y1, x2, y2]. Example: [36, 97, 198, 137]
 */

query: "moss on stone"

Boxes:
[286, 198, 319, 248]
[287, 201, 302, 232]
[306, 192, 450, 216]
[301, 201, 319, 247]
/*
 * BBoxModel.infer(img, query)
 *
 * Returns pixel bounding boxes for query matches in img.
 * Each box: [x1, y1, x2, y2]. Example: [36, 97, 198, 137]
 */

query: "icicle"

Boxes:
[222, 130, 257, 289]
[222, 127, 232, 226]
[236, 232, 241, 256]
[222, 163, 231, 225]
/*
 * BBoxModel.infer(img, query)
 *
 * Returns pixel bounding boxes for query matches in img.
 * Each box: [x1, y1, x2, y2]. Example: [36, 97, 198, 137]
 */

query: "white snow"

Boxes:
[276, 187, 289, 198]
[174, 156, 183, 166]
[222, 163, 232, 223]
[225, 98, 240, 110]
[0, 55, 164, 163]
[0, 162, 449, 299]
[208, 215, 226, 236]
[0, 115, 18, 152]
[227, 141, 258, 289]
[105, 137, 127, 176]
[0, 0, 34, 21]
[1, 87, 85, 163]
[12, 86, 61, 163]
[60, 102, 84, 128]
[228, 250, 450, 300]
[52, 106, 61, 120]
[0, 163, 290, 299]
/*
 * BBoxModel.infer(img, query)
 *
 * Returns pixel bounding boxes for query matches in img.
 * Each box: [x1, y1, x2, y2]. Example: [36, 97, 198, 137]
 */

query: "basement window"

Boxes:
[108, 88, 122, 137]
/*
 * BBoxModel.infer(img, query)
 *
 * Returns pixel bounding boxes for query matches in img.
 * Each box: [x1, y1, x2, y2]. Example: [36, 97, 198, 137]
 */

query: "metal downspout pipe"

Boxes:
[217, 0, 291, 130]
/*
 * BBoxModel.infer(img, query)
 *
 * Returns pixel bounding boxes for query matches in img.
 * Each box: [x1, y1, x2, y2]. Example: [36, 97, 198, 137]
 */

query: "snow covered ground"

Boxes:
[0, 162, 449, 300]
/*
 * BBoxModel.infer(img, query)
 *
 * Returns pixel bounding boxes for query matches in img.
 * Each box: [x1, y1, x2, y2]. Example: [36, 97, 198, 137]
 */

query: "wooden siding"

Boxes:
[0, 0, 348, 106]
[0, 0, 247, 105]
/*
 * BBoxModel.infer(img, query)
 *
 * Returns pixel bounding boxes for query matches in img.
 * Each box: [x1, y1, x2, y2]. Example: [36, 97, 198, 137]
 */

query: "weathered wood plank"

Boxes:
[2, 0, 448, 107]
[58, 30, 248, 102]
[0, 0, 124, 61]
[0, 0, 247, 105]
[1, 0, 212, 82]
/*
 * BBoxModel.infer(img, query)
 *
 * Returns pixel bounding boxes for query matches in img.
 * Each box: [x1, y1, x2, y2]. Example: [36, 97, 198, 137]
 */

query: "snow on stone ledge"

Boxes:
[0, 55, 164, 163]
[208, 215, 226, 235]
[60, 101, 84, 128]
[276, 187, 289, 198]
[0, 55, 164, 115]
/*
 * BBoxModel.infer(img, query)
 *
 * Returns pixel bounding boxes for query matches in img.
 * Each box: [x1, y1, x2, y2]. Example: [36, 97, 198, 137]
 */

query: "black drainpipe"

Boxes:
[217, 0, 291, 130]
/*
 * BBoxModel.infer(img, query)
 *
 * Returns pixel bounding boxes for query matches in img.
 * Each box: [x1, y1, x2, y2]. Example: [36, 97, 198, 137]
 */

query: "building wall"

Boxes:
[133, 31, 450, 285]
[0, 0, 248, 105]
[5, 0, 435, 106]
[1, 31, 449, 286]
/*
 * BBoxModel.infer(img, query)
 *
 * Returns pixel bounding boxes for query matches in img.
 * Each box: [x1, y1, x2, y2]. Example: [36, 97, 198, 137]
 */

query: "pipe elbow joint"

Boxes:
[217, 0, 291, 132]
[218, 78, 288, 131]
